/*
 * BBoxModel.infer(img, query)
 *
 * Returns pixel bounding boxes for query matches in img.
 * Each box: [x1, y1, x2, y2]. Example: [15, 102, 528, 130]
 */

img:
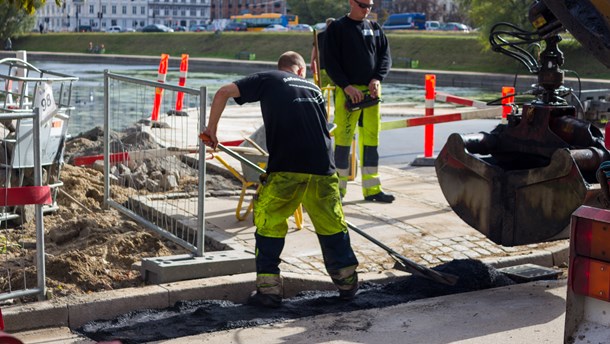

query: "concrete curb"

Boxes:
[2, 244, 564, 333]
[2, 269, 410, 332]
[483, 241, 569, 268]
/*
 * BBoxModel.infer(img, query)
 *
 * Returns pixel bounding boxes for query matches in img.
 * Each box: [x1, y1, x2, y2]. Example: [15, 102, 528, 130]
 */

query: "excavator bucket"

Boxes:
[435, 103, 606, 246]
[434, 0, 610, 247]
[436, 133, 588, 246]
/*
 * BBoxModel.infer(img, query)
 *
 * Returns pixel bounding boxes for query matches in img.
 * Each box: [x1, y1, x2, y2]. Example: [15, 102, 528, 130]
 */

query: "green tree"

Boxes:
[457, 0, 532, 37]
[6, 0, 60, 14]
[287, 0, 349, 25]
[0, 1, 40, 42]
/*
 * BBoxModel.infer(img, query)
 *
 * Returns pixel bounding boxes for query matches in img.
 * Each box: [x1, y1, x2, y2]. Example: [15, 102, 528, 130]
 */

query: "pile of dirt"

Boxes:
[0, 127, 242, 303]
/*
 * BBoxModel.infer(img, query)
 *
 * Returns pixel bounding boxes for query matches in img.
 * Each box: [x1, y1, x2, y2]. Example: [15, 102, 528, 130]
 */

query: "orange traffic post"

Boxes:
[501, 86, 515, 124]
[151, 53, 169, 121]
[424, 74, 436, 158]
[175, 54, 189, 111]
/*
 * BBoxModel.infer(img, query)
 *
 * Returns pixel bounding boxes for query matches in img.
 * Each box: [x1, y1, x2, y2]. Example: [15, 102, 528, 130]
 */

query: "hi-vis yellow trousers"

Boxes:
[333, 85, 383, 198]
[252, 172, 358, 296]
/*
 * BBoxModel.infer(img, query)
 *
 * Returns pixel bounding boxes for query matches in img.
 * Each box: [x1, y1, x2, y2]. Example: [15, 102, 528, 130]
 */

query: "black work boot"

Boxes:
[364, 191, 395, 203]
[334, 271, 359, 301]
[338, 283, 359, 301]
[249, 274, 283, 308]
[248, 291, 282, 308]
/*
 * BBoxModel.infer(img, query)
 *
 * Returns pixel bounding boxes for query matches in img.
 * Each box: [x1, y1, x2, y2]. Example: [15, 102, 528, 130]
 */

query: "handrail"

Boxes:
[0, 58, 42, 73]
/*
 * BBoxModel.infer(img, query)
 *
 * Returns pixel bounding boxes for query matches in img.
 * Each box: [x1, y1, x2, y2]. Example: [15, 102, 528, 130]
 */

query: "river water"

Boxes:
[12, 60, 497, 135]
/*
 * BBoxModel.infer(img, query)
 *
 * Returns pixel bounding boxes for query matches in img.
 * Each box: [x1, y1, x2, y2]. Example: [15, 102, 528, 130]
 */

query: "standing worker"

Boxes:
[324, 0, 394, 203]
[200, 51, 359, 308]
[310, 17, 335, 88]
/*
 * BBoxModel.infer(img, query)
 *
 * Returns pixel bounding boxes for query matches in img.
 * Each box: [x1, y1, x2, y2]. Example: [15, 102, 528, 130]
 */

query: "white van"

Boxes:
[425, 21, 441, 31]
[107, 26, 122, 33]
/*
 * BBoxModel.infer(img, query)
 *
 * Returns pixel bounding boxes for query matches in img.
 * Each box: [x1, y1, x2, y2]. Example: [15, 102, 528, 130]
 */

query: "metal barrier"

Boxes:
[0, 55, 77, 302]
[102, 71, 255, 284]
[102, 71, 208, 256]
[0, 109, 49, 302]
[378, 74, 503, 166]
[0, 56, 77, 221]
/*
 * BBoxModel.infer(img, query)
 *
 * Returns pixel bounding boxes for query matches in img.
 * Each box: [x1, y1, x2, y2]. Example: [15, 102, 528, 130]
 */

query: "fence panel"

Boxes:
[102, 71, 207, 256]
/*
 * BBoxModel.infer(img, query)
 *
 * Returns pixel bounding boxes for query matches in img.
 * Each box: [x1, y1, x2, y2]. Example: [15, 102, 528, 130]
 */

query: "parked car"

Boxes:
[262, 24, 288, 32]
[441, 22, 470, 32]
[124, 27, 136, 32]
[189, 24, 208, 32]
[288, 24, 313, 32]
[224, 22, 248, 31]
[107, 26, 122, 33]
[76, 25, 92, 32]
[173, 25, 187, 32]
[142, 24, 174, 32]
[425, 21, 441, 31]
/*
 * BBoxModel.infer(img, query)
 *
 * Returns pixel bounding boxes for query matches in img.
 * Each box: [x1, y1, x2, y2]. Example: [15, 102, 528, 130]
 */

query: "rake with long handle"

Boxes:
[199, 132, 458, 286]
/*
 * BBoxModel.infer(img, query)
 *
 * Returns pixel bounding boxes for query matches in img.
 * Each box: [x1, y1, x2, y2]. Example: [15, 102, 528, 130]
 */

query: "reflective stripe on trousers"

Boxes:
[253, 172, 359, 294]
[333, 86, 383, 197]
[256, 273, 283, 296]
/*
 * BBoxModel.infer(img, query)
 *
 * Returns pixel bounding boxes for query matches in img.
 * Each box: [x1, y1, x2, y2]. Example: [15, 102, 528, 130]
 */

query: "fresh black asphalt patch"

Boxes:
[78, 259, 524, 343]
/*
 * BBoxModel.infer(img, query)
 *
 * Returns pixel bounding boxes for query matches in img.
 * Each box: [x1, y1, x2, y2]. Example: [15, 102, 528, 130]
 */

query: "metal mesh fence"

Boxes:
[102, 71, 207, 256]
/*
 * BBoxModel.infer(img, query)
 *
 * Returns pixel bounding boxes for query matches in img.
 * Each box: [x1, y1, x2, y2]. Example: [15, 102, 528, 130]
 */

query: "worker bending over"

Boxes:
[201, 51, 359, 308]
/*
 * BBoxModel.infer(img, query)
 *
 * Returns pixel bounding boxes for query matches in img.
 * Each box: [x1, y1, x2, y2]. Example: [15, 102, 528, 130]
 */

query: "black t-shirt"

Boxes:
[324, 16, 392, 89]
[234, 70, 335, 175]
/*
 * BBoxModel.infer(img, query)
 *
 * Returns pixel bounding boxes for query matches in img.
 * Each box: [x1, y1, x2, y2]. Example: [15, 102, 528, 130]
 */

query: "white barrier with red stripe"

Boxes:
[382, 73, 505, 164]
[381, 74, 505, 134]
[435, 91, 488, 109]
[381, 107, 502, 131]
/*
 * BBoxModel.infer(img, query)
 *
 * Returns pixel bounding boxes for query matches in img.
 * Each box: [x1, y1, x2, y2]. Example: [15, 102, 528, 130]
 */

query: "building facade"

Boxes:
[36, 0, 457, 32]
[36, 0, 288, 32]
[37, 0, 212, 32]
[149, 0, 212, 28]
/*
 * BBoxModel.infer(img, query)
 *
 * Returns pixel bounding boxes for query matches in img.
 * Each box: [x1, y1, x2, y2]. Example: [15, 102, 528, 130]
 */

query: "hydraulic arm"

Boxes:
[435, 0, 610, 246]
